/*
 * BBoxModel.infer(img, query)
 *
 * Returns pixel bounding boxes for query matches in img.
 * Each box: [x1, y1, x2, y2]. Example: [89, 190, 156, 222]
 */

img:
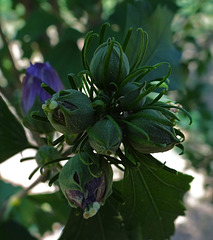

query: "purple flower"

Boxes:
[59, 153, 113, 219]
[66, 173, 106, 218]
[22, 62, 63, 113]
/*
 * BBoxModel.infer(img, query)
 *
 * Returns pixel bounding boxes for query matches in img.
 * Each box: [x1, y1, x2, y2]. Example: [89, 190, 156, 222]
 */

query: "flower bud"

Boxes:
[59, 152, 113, 219]
[42, 89, 94, 134]
[36, 145, 61, 170]
[118, 82, 146, 110]
[21, 62, 63, 133]
[22, 62, 63, 114]
[126, 109, 180, 153]
[87, 118, 122, 155]
[90, 40, 130, 90]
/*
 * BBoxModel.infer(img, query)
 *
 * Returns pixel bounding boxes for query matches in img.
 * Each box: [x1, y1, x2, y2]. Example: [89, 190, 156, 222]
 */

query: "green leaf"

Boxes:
[125, 3, 183, 90]
[144, 0, 178, 12]
[45, 28, 82, 88]
[0, 179, 23, 221]
[0, 96, 30, 163]
[0, 179, 22, 208]
[28, 191, 70, 225]
[9, 191, 70, 236]
[9, 198, 38, 230]
[16, 8, 60, 42]
[0, 220, 37, 240]
[121, 153, 193, 240]
[59, 197, 129, 240]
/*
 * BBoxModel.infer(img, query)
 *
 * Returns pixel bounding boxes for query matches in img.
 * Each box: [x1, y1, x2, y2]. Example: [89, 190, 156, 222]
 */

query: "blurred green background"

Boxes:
[1, 0, 213, 239]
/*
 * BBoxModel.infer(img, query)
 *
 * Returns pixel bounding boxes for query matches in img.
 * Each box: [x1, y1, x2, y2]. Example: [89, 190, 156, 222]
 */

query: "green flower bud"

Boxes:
[59, 152, 113, 219]
[87, 118, 122, 155]
[42, 89, 94, 134]
[90, 40, 130, 90]
[118, 82, 146, 110]
[125, 109, 180, 153]
[36, 145, 60, 170]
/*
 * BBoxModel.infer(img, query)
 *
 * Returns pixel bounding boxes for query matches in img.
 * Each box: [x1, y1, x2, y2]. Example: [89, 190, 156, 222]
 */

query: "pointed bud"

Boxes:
[87, 118, 122, 155]
[36, 145, 60, 170]
[90, 40, 130, 90]
[126, 109, 180, 153]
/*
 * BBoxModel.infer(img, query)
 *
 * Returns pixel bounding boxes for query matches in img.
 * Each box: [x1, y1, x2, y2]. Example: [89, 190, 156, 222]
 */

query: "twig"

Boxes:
[0, 23, 21, 89]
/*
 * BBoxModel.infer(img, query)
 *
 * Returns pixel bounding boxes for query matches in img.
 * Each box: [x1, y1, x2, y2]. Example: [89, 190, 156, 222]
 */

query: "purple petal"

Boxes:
[40, 63, 64, 92]
[27, 62, 63, 91]
[22, 75, 41, 113]
[26, 62, 45, 77]
[66, 189, 84, 208]
[95, 174, 106, 202]
[82, 174, 106, 209]
[22, 62, 63, 113]
[65, 173, 106, 211]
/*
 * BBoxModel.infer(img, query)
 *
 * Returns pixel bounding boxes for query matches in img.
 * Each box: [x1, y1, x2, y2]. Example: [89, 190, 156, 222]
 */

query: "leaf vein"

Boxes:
[137, 168, 165, 237]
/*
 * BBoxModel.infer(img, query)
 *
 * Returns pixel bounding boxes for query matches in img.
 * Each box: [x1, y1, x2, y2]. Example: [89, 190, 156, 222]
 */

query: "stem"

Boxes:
[116, 148, 138, 167]
[20, 157, 35, 162]
[52, 135, 65, 146]
[31, 131, 46, 147]
[40, 157, 70, 174]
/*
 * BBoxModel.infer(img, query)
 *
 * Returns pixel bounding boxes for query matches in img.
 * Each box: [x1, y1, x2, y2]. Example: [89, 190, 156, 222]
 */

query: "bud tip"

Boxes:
[49, 100, 58, 110]
[83, 201, 101, 219]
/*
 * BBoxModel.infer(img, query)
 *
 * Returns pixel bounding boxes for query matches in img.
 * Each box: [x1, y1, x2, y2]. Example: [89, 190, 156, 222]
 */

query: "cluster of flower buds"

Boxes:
[22, 24, 191, 218]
